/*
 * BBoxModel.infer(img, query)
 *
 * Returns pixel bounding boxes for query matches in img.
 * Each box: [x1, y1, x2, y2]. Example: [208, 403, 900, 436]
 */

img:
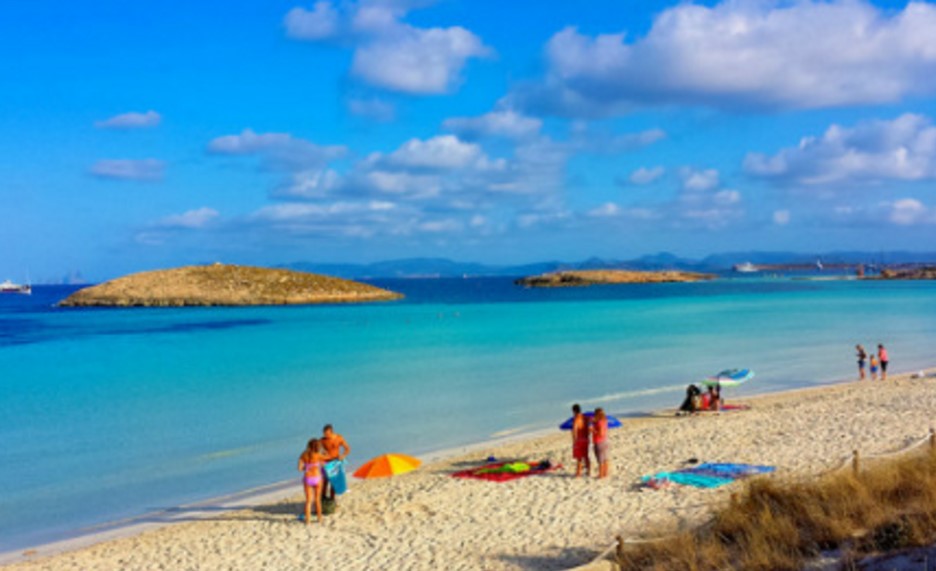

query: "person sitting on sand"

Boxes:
[592, 408, 610, 479]
[700, 384, 720, 411]
[878, 344, 889, 380]
[321, 424, 350, 501]
[869, 354, 879, 380]
[298, 438, 327, 524]
[677, 384, 701, 416]
[571, 404, 590, 477]
[856, 344, 867, 380]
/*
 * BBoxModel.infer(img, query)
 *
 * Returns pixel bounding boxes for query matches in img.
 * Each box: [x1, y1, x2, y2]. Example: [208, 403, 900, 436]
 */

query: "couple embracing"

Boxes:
[571, 404, 610, 479]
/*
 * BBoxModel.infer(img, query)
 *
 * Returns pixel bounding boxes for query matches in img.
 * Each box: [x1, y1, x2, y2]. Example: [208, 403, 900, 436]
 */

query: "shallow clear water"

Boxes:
[1, 277, 934, 550]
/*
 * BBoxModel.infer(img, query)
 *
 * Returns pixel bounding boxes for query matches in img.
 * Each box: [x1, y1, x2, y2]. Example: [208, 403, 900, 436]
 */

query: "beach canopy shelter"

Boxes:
[353, 453, 422, 479]
[559, 412, 622, 431]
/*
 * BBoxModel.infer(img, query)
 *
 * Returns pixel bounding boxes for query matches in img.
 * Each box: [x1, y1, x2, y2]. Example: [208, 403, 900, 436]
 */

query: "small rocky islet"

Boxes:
[514, 269, 717, 287]
[58, 264, 403, 307]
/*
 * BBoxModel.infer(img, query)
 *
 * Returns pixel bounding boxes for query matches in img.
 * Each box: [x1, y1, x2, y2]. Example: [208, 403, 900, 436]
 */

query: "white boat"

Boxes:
[816, 259, 824, 271]
[0, 279, 31, 295]
[733, 262, 759, 273]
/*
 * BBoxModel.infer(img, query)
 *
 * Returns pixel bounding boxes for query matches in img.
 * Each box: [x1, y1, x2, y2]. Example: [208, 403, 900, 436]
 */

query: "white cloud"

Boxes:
[95, 110, 161, 129]
[773, 209, 791, 225]
[157, 207, 220, 229]
[347, 97, 396, 122]
[745, 114, 936, 186]
[207, 129, 346, 170]
[284, 1, 339, 40]
[887, 198, 933, 225]
[89, 159, 165, 181]
[519, 1, 936, 116]
[628, 166, 665, 185]
[379, 135, 485, 170]
[274, 169, 343, 199]
[680, 167, 720, 192]
[284, 1, 490, 94]
[443, 109, 542, 140]
[587, 202, 620, 218]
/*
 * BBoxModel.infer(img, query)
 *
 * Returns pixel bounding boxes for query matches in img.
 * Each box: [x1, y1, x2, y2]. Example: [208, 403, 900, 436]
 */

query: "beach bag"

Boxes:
[322, 496, 336, 516]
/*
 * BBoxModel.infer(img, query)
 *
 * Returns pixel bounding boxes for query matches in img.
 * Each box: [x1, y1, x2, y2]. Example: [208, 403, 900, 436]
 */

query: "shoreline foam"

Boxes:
[4, 367, 936, 570]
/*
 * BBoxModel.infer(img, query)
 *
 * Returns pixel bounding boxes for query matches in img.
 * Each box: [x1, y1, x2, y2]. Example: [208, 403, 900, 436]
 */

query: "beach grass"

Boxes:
[617, 447, 936, 570]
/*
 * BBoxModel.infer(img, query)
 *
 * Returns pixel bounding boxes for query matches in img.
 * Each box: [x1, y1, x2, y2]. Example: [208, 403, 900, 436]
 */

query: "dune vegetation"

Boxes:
[617, 448, 936, 570]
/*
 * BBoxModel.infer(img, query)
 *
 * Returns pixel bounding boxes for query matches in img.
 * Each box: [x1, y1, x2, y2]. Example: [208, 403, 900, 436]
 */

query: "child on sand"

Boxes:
[571, 404, 590, 478]
[592, 408, 610, 479]
[869, 355, 879, 381]
[298, 438, 327, 524]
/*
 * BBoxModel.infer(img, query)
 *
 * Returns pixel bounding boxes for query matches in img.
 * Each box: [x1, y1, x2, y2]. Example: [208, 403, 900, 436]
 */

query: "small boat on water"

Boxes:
[733, 262, 759, 273]
[0, 279, 31, 295]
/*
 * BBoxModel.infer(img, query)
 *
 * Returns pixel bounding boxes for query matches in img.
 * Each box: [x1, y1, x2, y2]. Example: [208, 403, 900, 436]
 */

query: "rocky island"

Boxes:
[871, 266, 936, 280]
[58, 264, 403, 307]
[515, 269, 716, 287]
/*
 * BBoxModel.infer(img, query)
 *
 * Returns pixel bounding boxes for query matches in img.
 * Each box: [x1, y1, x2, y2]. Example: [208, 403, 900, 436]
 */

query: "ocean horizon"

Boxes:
[2, 276, 935, 552]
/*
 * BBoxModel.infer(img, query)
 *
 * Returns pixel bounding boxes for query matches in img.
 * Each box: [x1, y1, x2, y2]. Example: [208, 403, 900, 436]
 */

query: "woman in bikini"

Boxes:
[592, 408, 610, 479]
[298, 438, 326, 524]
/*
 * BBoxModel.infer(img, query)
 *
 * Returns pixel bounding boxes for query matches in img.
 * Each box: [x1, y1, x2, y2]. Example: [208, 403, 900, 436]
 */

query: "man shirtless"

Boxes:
[321, 424, 351, 501]
[571, 404, 590, 478]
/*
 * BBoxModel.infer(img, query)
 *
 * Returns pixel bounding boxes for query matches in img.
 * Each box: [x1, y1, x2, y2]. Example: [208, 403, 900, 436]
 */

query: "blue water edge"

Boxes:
[1, 277, 935, 551]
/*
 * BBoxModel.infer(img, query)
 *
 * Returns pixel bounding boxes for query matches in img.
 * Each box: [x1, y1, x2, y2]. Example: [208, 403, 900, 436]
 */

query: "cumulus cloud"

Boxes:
[886, 198, 935, 225]
[627, 166, 665, 185]
[517, 0, 936, 116]
[89, 159, 165, 181]
[95, 110, 161, 129]
[745, 114, 936, 186]
[207, 129, 346, 170]
[157, 207, 220, 229]
[284, 1, 490, 94]
[443, 109, 542, 140]
[377, 135, 489, 170]
[680, 167, 720, 192]
[347, 97, 396, 122]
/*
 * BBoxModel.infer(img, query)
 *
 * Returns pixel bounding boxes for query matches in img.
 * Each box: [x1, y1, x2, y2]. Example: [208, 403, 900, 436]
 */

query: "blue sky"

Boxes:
[3, 0, 936, 280]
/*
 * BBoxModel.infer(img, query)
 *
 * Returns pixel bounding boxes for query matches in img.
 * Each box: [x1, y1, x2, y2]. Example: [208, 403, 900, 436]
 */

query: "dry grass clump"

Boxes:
[618, 451, 936, 570]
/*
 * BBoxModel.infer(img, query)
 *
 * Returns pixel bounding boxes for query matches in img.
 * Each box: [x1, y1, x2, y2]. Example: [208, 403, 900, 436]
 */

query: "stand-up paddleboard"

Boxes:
[325, 460, 348, 495]
[702, 368, 754, 388]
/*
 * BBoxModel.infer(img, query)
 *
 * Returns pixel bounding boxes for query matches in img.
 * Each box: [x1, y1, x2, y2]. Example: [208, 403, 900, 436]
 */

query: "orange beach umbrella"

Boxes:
[353, 453, 422, 479]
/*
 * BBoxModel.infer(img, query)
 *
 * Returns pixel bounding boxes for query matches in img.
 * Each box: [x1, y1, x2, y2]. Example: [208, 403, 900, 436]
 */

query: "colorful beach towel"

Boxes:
[452, 461, 561, 482]
[642, 462, 775, 489]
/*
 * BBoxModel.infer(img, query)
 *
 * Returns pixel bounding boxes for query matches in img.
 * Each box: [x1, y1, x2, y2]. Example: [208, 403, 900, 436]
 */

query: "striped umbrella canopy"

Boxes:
[353, 453, 422, 479]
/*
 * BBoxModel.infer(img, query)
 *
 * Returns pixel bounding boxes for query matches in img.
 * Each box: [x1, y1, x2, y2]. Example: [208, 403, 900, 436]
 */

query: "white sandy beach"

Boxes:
[5, 369, 936, 571]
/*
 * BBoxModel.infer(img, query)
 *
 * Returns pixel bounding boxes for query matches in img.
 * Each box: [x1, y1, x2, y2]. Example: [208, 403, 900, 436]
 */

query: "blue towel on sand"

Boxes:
[643, 463, 775, 489]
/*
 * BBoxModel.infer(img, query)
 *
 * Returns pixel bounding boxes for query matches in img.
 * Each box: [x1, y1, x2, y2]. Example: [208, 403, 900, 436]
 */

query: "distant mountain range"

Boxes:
[283, 251, 936, 279]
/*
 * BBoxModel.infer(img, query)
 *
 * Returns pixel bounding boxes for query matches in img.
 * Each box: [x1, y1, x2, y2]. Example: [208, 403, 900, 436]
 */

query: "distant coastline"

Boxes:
[58, 264, 403, 307]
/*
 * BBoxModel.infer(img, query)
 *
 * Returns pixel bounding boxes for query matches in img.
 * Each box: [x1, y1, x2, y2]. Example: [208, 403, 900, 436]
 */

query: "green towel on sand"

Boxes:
[477, 462, 531, 475]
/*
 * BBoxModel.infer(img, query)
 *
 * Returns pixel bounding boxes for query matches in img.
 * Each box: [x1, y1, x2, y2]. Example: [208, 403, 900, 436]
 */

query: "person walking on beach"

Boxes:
[869, 354, 879, 380]
[878, 344, 889, 380]
[571, 404, 590, 478]
[592, 408, 610, 479]
[856, 345, 867, 380]
[298, 438, 326, 524]
[321, 424, 351, 502]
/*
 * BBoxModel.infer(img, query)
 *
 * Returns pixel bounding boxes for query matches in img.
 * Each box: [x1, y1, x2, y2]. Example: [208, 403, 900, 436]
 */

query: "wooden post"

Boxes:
[852, 450, 860, 475]
[616, 535, 625, 570]
[929, 428, 935, 454]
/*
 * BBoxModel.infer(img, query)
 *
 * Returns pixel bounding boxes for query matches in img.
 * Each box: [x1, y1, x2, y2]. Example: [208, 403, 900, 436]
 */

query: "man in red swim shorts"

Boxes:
[571, 404, 591, 478]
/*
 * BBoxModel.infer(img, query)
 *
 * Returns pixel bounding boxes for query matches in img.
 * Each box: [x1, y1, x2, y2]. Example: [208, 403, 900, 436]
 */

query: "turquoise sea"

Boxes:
[1, 276, 935, 551]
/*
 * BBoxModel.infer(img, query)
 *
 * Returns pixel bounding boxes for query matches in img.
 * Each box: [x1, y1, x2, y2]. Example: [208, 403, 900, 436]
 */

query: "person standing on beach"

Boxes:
[869, 354, 879, 380]
[856, 345, 867, 380]
[571, 404, 590, 478]
[321, 424, 350, 502]
[592, 408, 610, 479]
[298, 438, 326, 524]
[878, 344, 889, 380]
